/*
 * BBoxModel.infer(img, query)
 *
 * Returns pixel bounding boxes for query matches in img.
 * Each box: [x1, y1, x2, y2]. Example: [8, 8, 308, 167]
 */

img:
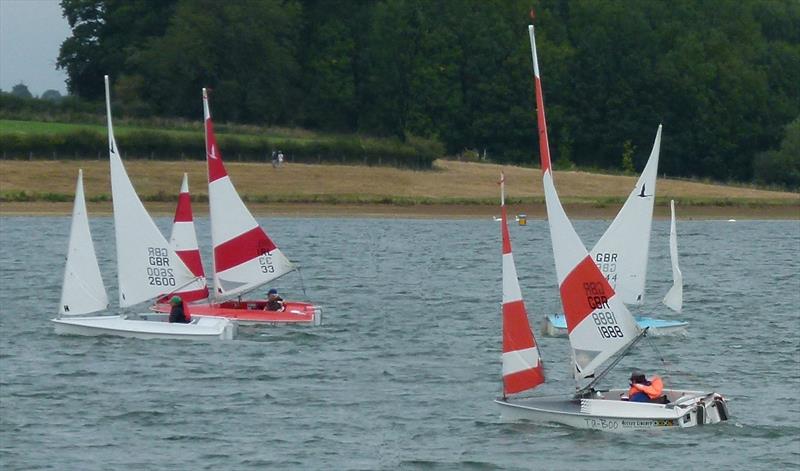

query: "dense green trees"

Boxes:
[57, 0, 800, 187]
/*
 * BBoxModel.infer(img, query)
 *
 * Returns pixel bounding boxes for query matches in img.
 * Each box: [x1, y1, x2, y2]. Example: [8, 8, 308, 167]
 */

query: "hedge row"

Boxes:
[0, 128, 440, 169]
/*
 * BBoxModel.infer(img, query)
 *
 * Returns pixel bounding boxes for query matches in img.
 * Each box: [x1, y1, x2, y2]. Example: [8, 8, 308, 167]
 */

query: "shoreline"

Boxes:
[2, 201, 797, 219]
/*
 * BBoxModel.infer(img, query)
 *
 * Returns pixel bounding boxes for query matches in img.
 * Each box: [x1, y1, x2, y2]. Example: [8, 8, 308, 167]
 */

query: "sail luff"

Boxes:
[590, 125, 662, 306]
[105, 75, 203, 307]
[528, 26, 640, 381]
[203, 89, 294, 300]
[662, 200, 683, 312]
[500, 172, 545, 395]
[59, 169, 109, 316]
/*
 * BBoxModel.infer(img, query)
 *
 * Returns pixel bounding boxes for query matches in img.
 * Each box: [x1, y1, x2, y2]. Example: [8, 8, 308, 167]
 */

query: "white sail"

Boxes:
[59, 170, 109, 316]
[529, 26, 640, 381]
[204, 88, 294, 299]
[591, 126, 661, 306]
[662, 200, 683, 312]
[105, 76, 203, 307]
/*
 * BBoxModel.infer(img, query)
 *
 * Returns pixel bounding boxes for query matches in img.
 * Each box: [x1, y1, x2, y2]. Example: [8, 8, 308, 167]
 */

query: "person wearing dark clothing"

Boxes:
[265, 288, 284, 312]
[169, 296, 190, 323]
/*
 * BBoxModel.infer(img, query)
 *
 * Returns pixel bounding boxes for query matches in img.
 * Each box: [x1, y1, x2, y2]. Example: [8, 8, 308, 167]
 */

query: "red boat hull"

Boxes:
[153, 300, 321, 326]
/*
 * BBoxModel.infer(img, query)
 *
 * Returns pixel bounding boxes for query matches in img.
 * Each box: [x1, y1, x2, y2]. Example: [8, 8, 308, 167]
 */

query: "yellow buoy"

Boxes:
[517, 214, 527, 226]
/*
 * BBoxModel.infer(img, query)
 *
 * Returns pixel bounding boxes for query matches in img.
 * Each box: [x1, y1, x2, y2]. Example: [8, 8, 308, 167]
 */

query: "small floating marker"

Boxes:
[727, 219, 736, 223]
[517, 214, 527, 226]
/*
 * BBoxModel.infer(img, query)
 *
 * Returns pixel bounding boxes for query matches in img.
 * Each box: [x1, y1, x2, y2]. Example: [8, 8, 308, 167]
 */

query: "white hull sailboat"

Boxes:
[494, 26, 728, 431]
[543, 125, 688, 336]
[51, 77, 235, 341]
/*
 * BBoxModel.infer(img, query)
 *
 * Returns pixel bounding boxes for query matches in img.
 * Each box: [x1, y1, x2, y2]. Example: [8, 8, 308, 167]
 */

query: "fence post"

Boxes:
[29, 151, 32, 161]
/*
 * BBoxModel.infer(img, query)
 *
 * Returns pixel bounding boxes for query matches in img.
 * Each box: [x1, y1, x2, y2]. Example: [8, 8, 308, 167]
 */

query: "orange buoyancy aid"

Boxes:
[627, 376, 664, 400]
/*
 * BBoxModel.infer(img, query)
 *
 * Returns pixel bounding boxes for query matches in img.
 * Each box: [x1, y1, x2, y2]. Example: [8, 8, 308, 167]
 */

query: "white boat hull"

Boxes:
[495, 388, 728, 432]
[51, 314, 237, 340]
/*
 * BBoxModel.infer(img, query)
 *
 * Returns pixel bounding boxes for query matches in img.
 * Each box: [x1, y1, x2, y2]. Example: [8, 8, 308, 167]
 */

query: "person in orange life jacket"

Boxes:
[626, 369, 664, 403]
[265, 288, 284, 312]
[168, 296, 190, 323]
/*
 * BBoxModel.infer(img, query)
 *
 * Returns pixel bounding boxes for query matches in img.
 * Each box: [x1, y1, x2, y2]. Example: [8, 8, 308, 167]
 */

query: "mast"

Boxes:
[527, 26, 640, 384]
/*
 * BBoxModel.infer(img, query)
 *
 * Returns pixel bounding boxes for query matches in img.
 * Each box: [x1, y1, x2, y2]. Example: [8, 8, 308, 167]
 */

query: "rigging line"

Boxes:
[297, 266, 308, 297]
[645, 333, 672, 373]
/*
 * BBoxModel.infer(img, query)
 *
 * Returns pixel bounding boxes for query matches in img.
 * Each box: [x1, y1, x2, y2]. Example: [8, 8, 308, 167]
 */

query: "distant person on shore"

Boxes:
[168, 296, 190, 323]
[277, 150, 285, 167]
[265, 288, 284, 311]
[624, 369, 665, 403]
[271, 150, 278, 168]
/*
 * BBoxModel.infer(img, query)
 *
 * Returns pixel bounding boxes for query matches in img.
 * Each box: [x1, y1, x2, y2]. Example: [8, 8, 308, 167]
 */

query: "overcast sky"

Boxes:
[0, 0, 71, 95]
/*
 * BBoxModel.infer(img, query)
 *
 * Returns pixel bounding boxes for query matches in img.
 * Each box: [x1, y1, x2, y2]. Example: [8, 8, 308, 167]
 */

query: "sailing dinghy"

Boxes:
[153, 89, 321, 326]
[52, 77, 235, 341]
[493, 26, 728, 431]
[543, 126, 687, 336]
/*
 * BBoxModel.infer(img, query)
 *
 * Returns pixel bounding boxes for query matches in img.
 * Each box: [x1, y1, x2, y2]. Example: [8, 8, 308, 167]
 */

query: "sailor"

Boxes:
[265, 288, 285, 312]
[168, 296, 190, 323]
[626, 369, 665, 403]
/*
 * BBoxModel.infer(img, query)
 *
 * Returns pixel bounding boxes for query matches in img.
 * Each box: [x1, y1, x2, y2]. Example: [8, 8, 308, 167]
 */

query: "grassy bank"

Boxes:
[0, 160, 797, 218]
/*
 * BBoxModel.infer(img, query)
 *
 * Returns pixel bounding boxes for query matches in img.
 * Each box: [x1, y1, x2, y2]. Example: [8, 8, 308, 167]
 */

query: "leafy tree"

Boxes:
[753, 117, 800, 189]
[41, 89, 64, 101]
[10, 83, 32, 98]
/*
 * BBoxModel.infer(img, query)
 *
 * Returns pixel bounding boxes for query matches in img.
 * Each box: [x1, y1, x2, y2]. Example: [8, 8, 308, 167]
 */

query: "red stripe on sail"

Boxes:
[173, 192, 193, 222]
[502, 300, 537, 352]
[560, 256, 616, 334]
[176, 249, 205, 277]
[504, 366, 545, 395]
[534, 76, 552, 173]
[175, 286, 209, 303]
[205, 116, 228, 183]
[214, 227, 277, 273]
[501, 206, 512, 255]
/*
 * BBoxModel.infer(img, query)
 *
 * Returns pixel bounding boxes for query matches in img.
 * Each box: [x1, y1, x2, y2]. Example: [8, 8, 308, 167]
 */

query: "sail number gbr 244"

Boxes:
[583, 282, 624, 339]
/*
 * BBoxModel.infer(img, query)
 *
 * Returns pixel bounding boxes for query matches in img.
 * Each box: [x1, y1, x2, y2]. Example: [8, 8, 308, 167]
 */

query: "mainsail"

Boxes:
[59, 169, 109, 316]
[590, 126, 662, 306]
[169, 173, 210, 303]
[203, 88, 294, 298]
[105, 75, 203, 307]
[528, 26, 639, 380]
[662, 200, 683, 312]
[500, 172, 545, 395]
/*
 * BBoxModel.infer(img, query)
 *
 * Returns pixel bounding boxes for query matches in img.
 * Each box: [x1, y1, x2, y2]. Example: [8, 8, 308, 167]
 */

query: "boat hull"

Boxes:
[51, 314, 236, 340]
[543, 314, 688, 337]
[495, 388, 728, 432]
[152, 299, 322, 326]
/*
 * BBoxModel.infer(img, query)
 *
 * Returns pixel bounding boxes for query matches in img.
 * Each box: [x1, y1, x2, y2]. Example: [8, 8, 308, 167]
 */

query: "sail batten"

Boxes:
[105, 75, 203, 307]
[529, 26, 640, 381]
[203, 88, 294, 299]
[500, 172, 545, 395]
[59, 170, 109, 316]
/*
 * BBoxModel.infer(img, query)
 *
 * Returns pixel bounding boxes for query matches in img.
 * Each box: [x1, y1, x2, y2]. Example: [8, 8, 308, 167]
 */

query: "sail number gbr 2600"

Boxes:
[583, 282, 624, 339]
[146, 247, 176, 287]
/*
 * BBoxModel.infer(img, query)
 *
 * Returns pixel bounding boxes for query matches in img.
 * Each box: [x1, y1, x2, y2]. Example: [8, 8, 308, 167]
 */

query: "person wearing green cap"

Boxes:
[168, 296, 190, 323]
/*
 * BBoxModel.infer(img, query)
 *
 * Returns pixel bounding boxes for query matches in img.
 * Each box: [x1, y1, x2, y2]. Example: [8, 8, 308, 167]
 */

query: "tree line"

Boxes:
[55, 0, 800, 187]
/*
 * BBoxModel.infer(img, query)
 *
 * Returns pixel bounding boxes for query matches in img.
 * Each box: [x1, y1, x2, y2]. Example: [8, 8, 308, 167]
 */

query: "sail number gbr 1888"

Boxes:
[583, 282, 624, 339]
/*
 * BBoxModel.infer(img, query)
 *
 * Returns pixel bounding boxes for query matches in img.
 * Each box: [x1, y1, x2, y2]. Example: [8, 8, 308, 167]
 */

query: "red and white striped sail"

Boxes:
[528, 26, 639, 380]
[203, 88, 294, 298]
[500, 172, 545, 395]
[105, 76, 204, 307]
[169, 173, 209, 303]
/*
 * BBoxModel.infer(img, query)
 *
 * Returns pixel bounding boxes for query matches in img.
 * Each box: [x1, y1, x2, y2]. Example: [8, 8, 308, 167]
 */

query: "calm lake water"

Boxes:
[1, 216, 798, 470]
